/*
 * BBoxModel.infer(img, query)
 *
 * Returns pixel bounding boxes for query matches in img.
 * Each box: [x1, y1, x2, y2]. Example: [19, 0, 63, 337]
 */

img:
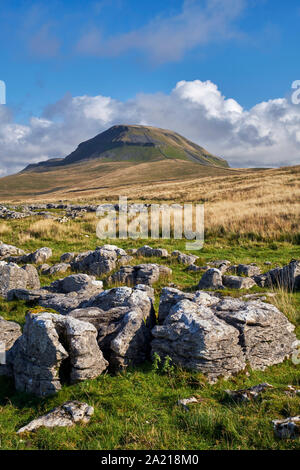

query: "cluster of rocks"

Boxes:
[1, 276, 298, 396]
[1, 284, 155, 395]
[0, 205, 34, 220]
[10, 273, 104, 315]
[197, 260, 300, 292]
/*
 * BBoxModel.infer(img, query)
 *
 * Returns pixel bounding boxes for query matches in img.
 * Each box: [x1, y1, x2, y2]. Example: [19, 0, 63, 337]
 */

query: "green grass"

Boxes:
[0, 215, 299, 450]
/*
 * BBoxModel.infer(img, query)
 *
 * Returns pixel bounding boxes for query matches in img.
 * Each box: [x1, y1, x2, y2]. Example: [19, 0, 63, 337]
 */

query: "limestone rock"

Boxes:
[71, 285, 155, 369]
[152, 299, 245, 381]
[0, 262, 28, 298]
[71, 245, 126, 276]
[60, 252, 76, 263]
[158, 287, 194, 323]
[152, 289, 297, 380]
[222, 275, 256, 290]
[29, 247, 52, 264]
[215, 297, 297, 370]
[237, 264, 261, 277]
[0, 317, 22, 376]
[11, 312, 108, 396]
[136, 245, 169, 258]
[110, 263, 172, 286]
[17, 401, 94, 433]
[197, 268, 224, 290]
[21, 264, 40, 289]
[225, 383, 273, 402]
[0, 243, 25, 259]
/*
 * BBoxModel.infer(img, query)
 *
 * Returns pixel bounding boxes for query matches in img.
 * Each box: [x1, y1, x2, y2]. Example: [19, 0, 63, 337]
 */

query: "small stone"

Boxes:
[272, 416, 300, 439]
[17, 401, 94, 433]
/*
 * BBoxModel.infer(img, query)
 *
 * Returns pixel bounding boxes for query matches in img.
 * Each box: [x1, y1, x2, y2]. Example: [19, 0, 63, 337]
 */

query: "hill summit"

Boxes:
[23, 124, 229, 171]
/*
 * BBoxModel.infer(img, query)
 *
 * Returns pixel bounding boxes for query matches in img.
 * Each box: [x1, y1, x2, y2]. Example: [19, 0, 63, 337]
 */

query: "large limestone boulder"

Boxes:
[152, 299, 245, 381]
[70, 285, 155, 369]
[151, 289, 297, 381]
[11, 312, 108, 396]
[0, 317, 22, 376]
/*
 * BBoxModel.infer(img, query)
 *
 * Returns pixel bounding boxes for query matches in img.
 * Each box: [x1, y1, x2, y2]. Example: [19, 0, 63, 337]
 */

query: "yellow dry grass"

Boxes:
[0, 162, 298, 241]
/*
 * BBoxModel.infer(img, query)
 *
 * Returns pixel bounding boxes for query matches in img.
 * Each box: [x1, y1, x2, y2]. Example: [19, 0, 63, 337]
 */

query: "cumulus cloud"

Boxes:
[0, 79, 299, 176]
[76, 0, 247, 63]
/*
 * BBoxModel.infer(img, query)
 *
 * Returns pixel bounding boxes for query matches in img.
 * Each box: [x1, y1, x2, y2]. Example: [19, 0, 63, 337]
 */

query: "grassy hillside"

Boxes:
[0, 158, 236, 202]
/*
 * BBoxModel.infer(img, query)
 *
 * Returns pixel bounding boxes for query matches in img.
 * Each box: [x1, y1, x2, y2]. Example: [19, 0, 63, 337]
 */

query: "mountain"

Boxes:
[22, 124, 229, 172]
[0, 125, 234, 201]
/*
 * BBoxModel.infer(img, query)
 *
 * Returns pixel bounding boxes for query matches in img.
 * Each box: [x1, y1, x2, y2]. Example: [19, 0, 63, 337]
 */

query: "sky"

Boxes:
[0, 0, 300, 175]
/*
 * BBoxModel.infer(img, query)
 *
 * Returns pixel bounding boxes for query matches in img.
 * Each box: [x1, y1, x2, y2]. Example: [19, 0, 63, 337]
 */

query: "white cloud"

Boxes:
[76, 0, 247, 63]
[0, 79, 299, 176]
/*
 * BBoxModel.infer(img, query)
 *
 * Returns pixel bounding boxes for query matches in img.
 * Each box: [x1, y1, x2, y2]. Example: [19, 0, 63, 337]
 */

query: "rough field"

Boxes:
[0, 204, 299, 450]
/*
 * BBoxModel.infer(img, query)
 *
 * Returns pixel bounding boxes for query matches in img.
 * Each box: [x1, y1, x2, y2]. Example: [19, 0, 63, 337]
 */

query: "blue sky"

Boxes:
[0, 0, 300, 174]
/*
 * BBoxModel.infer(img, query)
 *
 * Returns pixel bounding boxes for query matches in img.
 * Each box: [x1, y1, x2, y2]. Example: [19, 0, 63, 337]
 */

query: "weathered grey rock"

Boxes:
[0, 262, 28, 298]
[152, 299, 245, 381]
[60, 252, 76, 263]
[9, 274, 104, 315]
[187, 264, 205, 272]
[152, 289, 297, 380]
[225, 383, 273, 402]
[118, 255, 134, 265]
[110, 263, 172, 286]
[11, 312, 108, 396]
[60, 274, 103, 293]
[272, 416, 300, 439]
[17, 401, 94, 433]
[43, 263, 71, 276]
[69, 285, 155, 369]
[158, 287, 194, 323]
[0, 243, 25, 259]
[0, 317, 22, 376]
[215, 297, 297, 370]
[21, 264, 40, 289]
[237, 264, 261, 277]
[177, 397, 198, 411]
[172, 250, 198, 265]
[136, 245, 169, 258]
[71, 245, 126, 276]
[29, 247, 53, 264]
[37, 264, 51, 274]
[222, 275, 256, 290]
[197, 268, 224, 290]
[267, 260, 300, 291]
[208, 260, 231, 274]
